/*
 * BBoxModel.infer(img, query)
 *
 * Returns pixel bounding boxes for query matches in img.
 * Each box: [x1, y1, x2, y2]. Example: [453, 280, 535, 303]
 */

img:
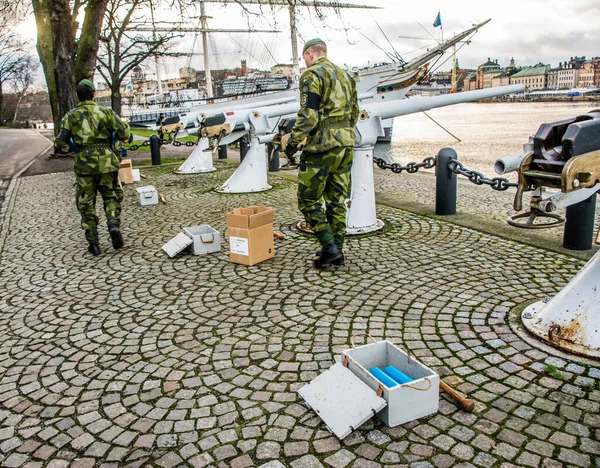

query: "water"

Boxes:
[375, 101, 600, 181]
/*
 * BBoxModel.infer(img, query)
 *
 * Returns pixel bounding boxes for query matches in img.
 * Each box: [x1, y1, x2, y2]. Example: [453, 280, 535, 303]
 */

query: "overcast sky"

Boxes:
[16, 0, 600, 82]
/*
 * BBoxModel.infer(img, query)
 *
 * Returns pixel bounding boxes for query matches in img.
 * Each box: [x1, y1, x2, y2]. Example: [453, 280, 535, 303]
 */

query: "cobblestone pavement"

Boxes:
[0, 161, 599, 468]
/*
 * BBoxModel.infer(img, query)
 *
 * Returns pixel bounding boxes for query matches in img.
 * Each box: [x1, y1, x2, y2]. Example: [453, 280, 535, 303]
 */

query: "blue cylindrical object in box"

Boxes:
[370, 367, 399, 388]
[384, 366, 413, 384]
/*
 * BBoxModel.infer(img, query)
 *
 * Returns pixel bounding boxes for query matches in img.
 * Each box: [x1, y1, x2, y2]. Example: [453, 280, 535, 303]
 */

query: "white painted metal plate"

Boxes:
[162, 232, 193, 258]
[298, 363, 387, 439]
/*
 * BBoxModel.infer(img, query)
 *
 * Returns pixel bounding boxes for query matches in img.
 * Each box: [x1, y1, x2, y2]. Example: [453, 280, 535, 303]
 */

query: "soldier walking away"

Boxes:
[55, 79, 133, 256]
[285, 38, 359, 269]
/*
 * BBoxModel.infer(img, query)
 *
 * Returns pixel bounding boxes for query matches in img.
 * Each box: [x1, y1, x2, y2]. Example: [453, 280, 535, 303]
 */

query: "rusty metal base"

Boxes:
[521, 301, 600, 359]
[296, 220, 314, 234]
[296, 219, 385, 236]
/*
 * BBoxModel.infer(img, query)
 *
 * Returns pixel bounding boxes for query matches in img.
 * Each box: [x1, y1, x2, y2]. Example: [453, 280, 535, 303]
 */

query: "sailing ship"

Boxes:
[221, 73, 291, 95]
[122, 0, 490, 138]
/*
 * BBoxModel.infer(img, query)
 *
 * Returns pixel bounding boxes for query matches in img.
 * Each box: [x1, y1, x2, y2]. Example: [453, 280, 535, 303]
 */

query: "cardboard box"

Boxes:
[227, 205, 274, 266]
[118, 159, 134, 184]
[136, 186, 158, 206]
[183, 225, 221, 255]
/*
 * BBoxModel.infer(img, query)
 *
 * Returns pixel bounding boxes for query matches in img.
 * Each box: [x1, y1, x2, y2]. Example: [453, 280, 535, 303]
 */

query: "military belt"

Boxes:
[317, 119, 351, 130]
[80, 143, 112, 151]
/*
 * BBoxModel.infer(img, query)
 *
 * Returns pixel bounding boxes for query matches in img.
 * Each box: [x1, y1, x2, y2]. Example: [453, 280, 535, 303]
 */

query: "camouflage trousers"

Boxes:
[75, 172, 123, 243]
[297, 146, 353, 247]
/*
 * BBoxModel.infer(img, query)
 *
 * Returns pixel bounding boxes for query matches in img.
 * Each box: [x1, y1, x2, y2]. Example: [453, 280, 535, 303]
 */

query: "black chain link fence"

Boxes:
[373, 155, 518, 192]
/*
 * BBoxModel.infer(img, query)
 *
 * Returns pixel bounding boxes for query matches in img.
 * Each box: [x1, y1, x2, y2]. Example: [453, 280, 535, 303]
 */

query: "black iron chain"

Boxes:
[124, 136, 199, 152]
[373, 155, 518, 192]
[448, 159, 518, 191]
[373, 156, 436, 173]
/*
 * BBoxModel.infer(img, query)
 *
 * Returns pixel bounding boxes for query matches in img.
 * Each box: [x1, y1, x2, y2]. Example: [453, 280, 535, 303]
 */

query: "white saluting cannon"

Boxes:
[495, 109, 600, 357]
[190, 85, 525, 233]
[338, 84, 526, 233]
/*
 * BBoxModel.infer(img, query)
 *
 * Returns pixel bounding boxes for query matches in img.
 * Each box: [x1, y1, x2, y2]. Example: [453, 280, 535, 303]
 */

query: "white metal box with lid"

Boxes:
[298, 339, 439, 439]
[183, 225, 221, 255]
[136, 186, 158, 206]
[342, 340, 439, 427]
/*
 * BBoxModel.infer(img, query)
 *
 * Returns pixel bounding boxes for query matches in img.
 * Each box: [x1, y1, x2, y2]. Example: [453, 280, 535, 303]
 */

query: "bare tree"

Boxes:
[0, 31, 34, 125]
[96, 0, 182, 115]
[10, 56, 38, 122]
[27, 0, 109, 135]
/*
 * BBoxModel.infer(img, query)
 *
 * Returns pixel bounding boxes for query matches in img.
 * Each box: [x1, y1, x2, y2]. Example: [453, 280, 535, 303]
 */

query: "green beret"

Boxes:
[78, 79, 96, 92]
[302, 38, 326, 53]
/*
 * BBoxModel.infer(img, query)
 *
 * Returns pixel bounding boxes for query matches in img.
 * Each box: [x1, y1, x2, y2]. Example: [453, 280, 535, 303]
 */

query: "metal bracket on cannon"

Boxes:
[198, 123, 231, 152]
[507, 110, 600, 229]
[196, 114, 232, 152]
[159, 115, 186, 140]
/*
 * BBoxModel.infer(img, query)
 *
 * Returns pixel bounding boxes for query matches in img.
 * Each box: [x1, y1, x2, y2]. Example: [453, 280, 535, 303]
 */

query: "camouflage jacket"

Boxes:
[288, 57, 359, 153]
[55, 101, 131, 175]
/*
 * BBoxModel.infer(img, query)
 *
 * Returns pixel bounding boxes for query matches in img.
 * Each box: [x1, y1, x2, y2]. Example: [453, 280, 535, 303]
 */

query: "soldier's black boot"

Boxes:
[108, 224, 124, 249]
[88, 243, 101, 256]
[313, 243, 343, 269]
[314, 248, 344, 266]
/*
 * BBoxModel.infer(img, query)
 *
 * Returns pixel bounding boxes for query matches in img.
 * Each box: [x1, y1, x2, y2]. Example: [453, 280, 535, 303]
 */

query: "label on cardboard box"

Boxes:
[230, 236, 249, 256]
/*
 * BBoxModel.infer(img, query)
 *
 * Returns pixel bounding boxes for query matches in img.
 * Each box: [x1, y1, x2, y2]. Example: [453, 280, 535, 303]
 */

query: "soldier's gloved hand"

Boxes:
[128, 132, 134, 144]
[285, 144, 298, 164]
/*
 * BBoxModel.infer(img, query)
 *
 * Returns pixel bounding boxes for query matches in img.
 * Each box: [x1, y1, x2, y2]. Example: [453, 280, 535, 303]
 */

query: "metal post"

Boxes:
[563, 194, 596, 250]
[267, 143, 280, 172]
[239, 135, 250, 162]
[150, 135, 161, 166]
[218, 145, 227, 159]
[435, 147, 457, 215]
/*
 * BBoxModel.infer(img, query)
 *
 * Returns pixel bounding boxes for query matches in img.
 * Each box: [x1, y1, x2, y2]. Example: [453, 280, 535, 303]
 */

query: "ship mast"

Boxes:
[199, 1, 213, 96]
[131, 3, 279, 99]
[202, 0, 380, 86]
[451, 43, 456, 93]
[149, 0, 163, 97]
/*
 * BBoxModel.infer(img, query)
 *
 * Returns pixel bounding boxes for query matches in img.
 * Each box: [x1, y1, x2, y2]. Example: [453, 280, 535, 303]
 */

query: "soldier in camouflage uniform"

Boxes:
[285, 38, 359, 269]
[55, 79, 132, 256]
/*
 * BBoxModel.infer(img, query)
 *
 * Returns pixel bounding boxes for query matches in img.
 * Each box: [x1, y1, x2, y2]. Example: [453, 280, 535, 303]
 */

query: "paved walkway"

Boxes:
[0, 160, 599, 467]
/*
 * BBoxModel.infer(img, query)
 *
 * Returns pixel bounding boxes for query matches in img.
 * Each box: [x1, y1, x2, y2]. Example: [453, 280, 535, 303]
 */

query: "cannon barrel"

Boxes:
[365, 84, 525, 121]
[494, 137, 535, 174]
[494, 152, 530, 175]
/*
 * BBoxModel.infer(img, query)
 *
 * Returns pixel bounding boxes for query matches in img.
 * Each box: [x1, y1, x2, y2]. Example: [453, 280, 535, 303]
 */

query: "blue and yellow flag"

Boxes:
[433, 11, 442, 28]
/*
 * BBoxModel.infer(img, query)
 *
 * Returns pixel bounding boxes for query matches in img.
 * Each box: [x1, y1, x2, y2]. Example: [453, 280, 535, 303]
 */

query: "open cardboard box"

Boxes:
[118, 159, 134, 184]
[227, 205, 274, 266]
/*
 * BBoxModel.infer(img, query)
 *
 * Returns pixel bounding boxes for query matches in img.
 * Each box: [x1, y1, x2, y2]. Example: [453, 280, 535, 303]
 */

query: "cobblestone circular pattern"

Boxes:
[0, 168, 598, 467]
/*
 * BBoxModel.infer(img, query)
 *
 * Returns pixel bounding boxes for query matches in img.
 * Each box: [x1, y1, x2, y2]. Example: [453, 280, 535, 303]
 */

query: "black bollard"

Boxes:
[218, 145, 228, 159]
[563, 195, 597, 250]
[267, 143, 280, 172]
[239, 135, 250, 162]
[435, 147, 458, 215]
[150, 135, 161, 166]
